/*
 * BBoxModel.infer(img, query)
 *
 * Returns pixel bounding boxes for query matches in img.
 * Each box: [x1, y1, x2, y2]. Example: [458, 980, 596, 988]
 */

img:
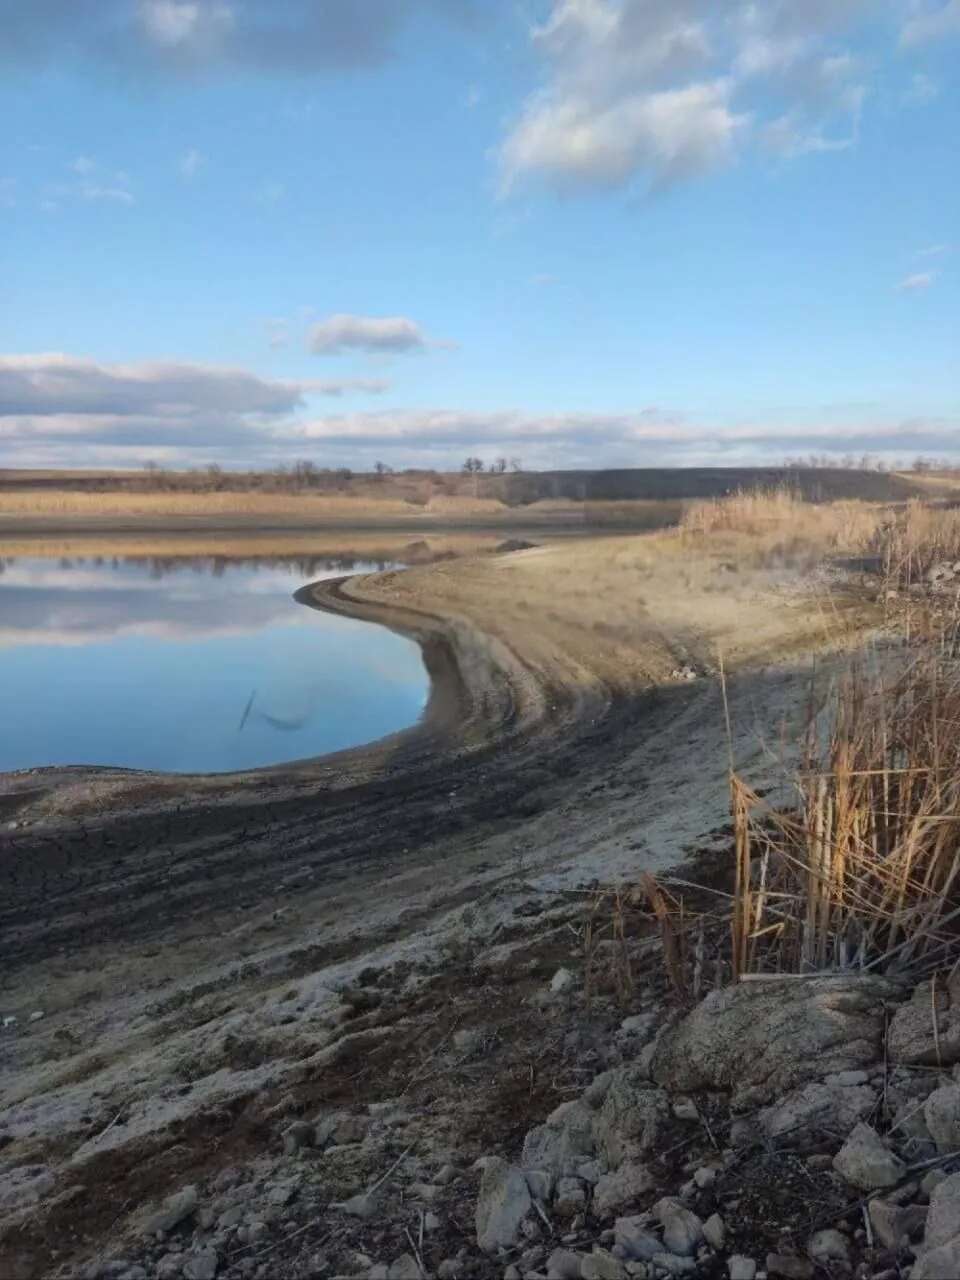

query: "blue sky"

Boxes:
[0, 0, 957, 471]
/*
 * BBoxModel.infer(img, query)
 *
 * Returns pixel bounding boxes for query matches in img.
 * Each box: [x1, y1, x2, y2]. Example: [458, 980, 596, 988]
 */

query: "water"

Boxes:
[0, 544, 429, 773]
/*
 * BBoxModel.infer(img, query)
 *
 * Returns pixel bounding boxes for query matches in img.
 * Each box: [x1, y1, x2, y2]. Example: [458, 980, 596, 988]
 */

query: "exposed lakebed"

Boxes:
[0, 538, 432, 773]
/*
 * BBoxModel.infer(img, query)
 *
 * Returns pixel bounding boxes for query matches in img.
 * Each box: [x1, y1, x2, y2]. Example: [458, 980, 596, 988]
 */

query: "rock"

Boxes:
[436, 1263, 459, 1279]
[889, 977, 960, 1066]
[765, 1254, 813, 1279]
[156, 1255, 183, 1280]
[653, 1199, 703, 1257]
[613, 1217, 660, 1261]
[833, 1123, 904, 1190]
[583, 1073, 614, 1110]
[545, 1247, 582, 1278]
[650, 1253, 696, 1275]
[592, 1163, 654, 1218]
[759, 1080, 877, 1143]
[593, 1070, 669, 1169]
[29, 1011, 44, 1023]
[867, 1198, 927, 1250]
[282, 1121, 314, 1155]
[650, 976, 895, 1104]
[580, 1251, 627, 1279]
[922, 1168, 948, 1199]
[618, 1013, 658, 1042]
[807, 1229, 849, 1265]
[702, 1213, 725, 1250]
[266, 1179, 298, 1206]
[387, 1257, 421, 1279]
[924, 1083, 960, 1153]
[919, 1170, 960, 1253]
[914, 1239, 960, 1280]
[435, 1163, 458, 1185]
[333, 1192, 379, 1220]
[526, 1170, 554, 1202]
[453, 1027, 483, 1055]
[553, 1177, 587, 1218]
[522, 1101, 596, 1187]
[727, 1258, 756, 1280]
[476, 1158, 532, 1253]
[143, 1186, 199, 1236]
[182, 1251, 218, 1280]
[672, 1098, 698, 1122]
[551, 968, 577, 994]
[693, 1168, 716, 1189]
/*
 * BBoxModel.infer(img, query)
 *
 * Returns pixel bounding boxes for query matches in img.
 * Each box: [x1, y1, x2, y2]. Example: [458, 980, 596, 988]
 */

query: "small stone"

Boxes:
[554, 1177, 587, 1218]
[727, 1258, 756, 1280]
[765, 1254, 813, 1280]
[702, 1213, 725, 1250]
[593, 1164, 654, 1218]
[551, 968, 577, 994]
[387, 1256, 421, 1279]
[476, 1158, 532, 1253]
[584, 1073, 614, 1109]
[807, 1229, 849, 1265]
[437, 1264, 460, 1280]
[672, 1099, 699, 1122]
[545, 1248, 582, 1278]
[653, 1199, 703, 1257]
[650, 1253, 696, 1276]
[580, 1250, 627, 1279]
[143, 1186, 199, 1236]
[435, 1164, 458, 1185]
[333, 1192, 379, 1220]
[614, 1218, 660, 1261]
[424, 1211, 441, 1232]
[282, 1122, 314, 1155]
[29, 1011, 44, 1023]
[693, 1167, 716, 1189]
[833, 1122, 904, 1190]
[182, 1251, 218, 1280]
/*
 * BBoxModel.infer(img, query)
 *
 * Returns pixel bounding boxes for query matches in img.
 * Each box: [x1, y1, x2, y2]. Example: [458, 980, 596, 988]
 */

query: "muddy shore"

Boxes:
[0, 531, 877, 1277]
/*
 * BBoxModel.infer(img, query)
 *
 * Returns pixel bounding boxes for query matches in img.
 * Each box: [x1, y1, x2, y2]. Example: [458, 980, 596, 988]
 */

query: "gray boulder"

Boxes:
[653, 1198, 704, 1257]
[924, 1082, 960, 1153]
[593, 1070, 669, 1169]
[522, 1100, 596, 1190]
[833, 1122, 904, 1190]
[650, 976, 896, 1104]
[592, 1162, 654, 1218]
[475, 1158, 532, 1253]
[912, 1171, 960, 1279]
[759, 1079, 877, 1143]
[143, 1186, 199, 1236]
[889, 977, 960, 1066]
[614, 1216, 661, 1260]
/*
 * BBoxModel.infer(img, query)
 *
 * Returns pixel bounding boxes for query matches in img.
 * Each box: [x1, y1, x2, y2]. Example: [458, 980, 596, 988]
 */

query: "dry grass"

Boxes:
[639, 643, 960, 998]
[0, 489, 420, 519]
[680, 485, 885, 553]
[873, 500, 960, 590]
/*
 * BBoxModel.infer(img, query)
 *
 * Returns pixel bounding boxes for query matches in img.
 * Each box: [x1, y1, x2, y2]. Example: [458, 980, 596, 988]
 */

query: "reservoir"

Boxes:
[0, 540, 429, 774]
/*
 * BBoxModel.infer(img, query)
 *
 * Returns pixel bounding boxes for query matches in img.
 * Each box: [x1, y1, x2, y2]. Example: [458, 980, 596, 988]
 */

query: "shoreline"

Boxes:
[0, 531, 880, 1278]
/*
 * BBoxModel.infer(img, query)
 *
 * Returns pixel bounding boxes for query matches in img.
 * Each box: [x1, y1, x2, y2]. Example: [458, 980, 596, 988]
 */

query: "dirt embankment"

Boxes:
[0, 531, 878, 1278]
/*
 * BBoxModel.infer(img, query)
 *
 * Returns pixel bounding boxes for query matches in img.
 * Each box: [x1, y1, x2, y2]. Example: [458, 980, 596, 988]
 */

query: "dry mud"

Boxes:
[0, 532, 877, 1277]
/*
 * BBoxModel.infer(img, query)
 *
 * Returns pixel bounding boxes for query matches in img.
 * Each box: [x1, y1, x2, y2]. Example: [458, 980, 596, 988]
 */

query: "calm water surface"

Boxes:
[0, 547, 428, 773]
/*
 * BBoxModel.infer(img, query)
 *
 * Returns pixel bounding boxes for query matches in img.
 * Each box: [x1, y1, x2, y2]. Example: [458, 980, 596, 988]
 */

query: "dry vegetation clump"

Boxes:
[873, 500, 960, 590]
[634, 646, 960, 1000]
[680, 485, 885, 555]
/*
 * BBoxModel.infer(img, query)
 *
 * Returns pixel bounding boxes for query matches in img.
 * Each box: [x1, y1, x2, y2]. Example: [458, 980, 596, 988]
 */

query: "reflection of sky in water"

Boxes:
[0, 555, 427, 772]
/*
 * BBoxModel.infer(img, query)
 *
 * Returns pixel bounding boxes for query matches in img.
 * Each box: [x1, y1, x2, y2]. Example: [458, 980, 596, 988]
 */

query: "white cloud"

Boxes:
[917, 243, 951, 258]
[69, 155, 96, 175]
[500, 0, 873, 193]
[179, 147, 205, 178]
[901, 0, 960, 45]
[902, 72, 940, 105]
[898, 271, 937, 290]
[308, 314, 433, 356]
[80, 183, 136, 206]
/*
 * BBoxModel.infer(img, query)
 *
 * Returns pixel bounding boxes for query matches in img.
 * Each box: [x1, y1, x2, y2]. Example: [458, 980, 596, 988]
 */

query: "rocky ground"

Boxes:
[5, 529, 942, 1280]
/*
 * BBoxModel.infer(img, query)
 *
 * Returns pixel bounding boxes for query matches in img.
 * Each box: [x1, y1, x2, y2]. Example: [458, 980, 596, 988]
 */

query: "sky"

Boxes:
[0, 0, 957, 472]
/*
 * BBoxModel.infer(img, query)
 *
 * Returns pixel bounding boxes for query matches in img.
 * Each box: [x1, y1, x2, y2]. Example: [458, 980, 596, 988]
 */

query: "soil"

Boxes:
[0, 528, 881, 1278]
